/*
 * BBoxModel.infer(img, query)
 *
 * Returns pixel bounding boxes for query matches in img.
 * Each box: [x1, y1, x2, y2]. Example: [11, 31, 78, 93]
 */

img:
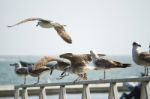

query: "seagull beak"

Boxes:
[138, 44, 141, 47]
[10, 63, 16, 66]
[36, 23, 39, 27]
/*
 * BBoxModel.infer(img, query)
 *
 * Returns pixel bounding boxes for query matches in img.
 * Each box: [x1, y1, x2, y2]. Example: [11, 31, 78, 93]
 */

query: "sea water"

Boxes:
[0, 55, 148, 99]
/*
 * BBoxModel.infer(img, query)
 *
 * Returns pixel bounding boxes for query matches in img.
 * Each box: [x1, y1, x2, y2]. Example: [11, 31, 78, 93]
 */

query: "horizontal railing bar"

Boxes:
[15, 77, 150, 89]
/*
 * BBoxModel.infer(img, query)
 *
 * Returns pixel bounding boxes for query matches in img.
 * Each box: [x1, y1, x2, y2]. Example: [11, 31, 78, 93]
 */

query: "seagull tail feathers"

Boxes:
[122, 63, 131, 68]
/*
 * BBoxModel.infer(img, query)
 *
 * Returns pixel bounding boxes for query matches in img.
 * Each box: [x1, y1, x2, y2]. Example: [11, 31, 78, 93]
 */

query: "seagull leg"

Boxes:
[73, 77, 80, 83]
[37, 76, 40, 84]
[57, 66, 70, 80]
[146, 67, 149, 76]
[83, 73, 87, 80]
[148, 67, 149, 76]
[73, 74, 82, 83]
[35, 76, 40, 84]
[144, 67, 147, 76]
[50, 67, 54, 75]
[24, 76, 26, 84]
[104, 69, 106, 79]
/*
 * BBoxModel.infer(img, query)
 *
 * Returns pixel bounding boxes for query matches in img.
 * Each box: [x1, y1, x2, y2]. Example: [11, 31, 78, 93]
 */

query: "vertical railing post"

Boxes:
[22, 87, 28, 99]
[108, 82, 119, 99]
[14, 87, 20, 99]
[140, 81, 150, 99]
[39, 86, 46, 99]
[59, 85, 67, 99]
[82, 84, 91, 99]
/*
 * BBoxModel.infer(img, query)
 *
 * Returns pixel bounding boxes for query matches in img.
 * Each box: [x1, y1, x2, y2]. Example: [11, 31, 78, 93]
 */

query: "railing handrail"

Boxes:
[14, 77, 150, 99]
[15, 77, 150, 89]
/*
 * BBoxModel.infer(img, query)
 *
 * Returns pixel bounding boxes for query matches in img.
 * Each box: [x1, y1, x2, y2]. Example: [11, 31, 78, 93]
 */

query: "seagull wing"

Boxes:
[54, 24, 72, 44]
[33, 56, 60, 70]
[72, 55, 89, 67]
[20, 60, 34, 67]
[139, 52, 150, 62]
[7, 18, 44, 27]
[17, 67, 28, 74]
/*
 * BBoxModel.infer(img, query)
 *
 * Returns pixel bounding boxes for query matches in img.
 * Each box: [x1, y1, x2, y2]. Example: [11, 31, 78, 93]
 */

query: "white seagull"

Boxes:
[8, 18, 72, 44]
[132, 42, 150, 76]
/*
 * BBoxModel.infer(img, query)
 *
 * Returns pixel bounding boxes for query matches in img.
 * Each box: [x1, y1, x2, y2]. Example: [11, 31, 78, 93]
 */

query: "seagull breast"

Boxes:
[38, 21, 53, 28]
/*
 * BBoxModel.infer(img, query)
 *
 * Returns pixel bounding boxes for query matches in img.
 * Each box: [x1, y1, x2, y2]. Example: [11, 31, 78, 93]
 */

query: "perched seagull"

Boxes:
[59, 53, 105, 82]
[132, 42, 150, 76]
[26, 56, 60, 84]
[90, 50, 131, 79]
[10, 63, 28, 84]
[7, 18, 72, 44]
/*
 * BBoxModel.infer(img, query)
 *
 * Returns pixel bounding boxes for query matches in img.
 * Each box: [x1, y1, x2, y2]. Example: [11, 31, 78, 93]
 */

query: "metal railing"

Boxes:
[14, 77, 150, 99]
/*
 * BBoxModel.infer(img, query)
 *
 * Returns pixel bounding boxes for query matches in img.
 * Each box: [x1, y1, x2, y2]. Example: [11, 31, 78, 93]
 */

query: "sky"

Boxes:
[0, 0, 150, 56]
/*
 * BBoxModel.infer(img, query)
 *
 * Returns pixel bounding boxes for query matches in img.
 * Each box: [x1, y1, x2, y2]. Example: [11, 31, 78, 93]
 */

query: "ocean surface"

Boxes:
[0, 55, 148, 99]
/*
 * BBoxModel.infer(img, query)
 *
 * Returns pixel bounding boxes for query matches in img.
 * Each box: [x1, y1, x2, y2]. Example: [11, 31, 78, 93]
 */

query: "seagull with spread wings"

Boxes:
[132, 42, 150, 76]
[59, 53, 105, 82]
[8, 18, 72, 44]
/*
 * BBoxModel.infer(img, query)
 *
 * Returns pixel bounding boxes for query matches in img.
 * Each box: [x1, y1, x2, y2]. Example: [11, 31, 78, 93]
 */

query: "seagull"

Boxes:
[90, 50, 131, 79]
[26, 56, 60, 84]
[7, 18, 72, 44]
[10, 63, 28, 84]
[132, 42, 150, 76]
[59, 53, 105, 82]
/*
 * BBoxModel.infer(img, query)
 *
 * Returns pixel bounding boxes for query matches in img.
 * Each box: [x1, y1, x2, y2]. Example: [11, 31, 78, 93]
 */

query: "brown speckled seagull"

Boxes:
[90, 50, 131, 79]
[59, 53, 105, 82]
[8, 18, 72, 44]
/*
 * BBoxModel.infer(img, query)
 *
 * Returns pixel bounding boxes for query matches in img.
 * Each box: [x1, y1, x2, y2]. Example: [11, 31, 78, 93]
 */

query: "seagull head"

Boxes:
[133, 42, 141, 47]
[90, 50, 99, 60]
[10, 63, 21, 68]
[90, 50, 97, 56]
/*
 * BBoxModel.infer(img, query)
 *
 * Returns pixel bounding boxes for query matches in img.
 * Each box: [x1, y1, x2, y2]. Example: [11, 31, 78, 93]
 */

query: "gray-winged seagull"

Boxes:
[132, 42, 150, 76]
[8, 18, 72, 44]
[10, 63, 29, 84]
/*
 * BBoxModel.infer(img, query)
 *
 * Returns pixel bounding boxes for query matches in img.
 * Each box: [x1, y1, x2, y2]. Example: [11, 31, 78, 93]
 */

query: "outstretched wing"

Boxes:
[54, 23, 72, 44]
[33, 56, 63, 70]
[7, 18, 44, 27]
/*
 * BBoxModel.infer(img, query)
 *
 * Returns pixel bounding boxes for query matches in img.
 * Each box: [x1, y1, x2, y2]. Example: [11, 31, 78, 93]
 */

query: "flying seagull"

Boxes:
[59, 53, 105, 82]
[90, 50, 131, 79]
[132, 42, 150, 76]
[10, 63, 28, 84]
[8, 18, 72, 44]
